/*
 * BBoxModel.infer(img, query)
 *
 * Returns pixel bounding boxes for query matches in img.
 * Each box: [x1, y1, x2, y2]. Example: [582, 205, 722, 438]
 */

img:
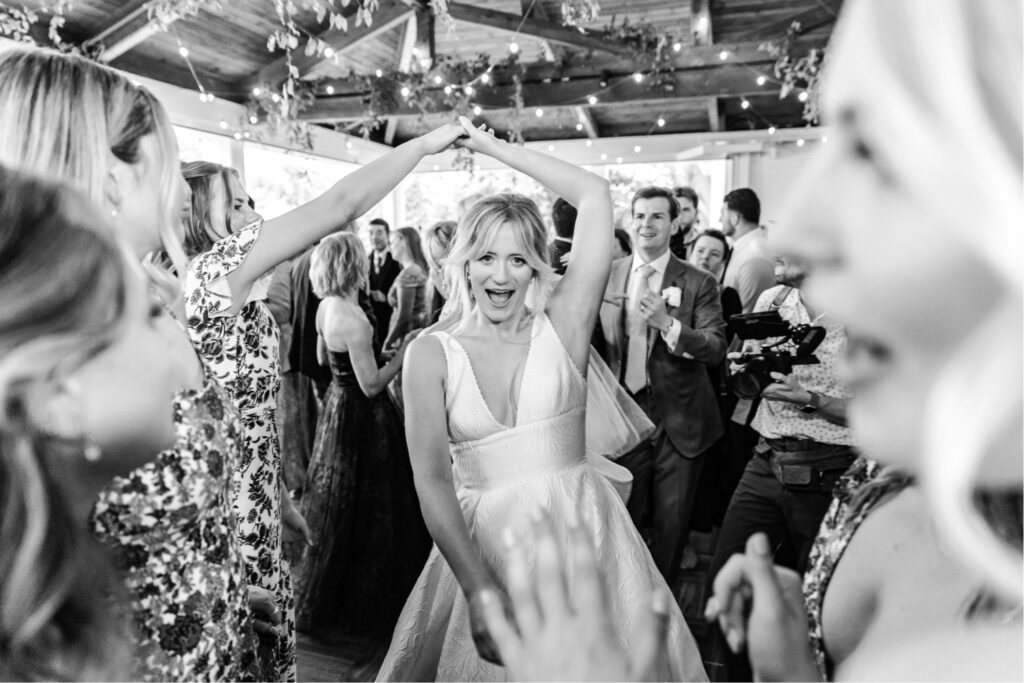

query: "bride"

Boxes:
[376, 117, 707, 682]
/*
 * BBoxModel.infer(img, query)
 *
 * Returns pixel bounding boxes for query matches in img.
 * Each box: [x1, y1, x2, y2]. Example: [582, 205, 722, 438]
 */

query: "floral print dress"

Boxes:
[91, 370, 261, 682]
[184, 222, 296, 681]
[802, 457, 909, 680]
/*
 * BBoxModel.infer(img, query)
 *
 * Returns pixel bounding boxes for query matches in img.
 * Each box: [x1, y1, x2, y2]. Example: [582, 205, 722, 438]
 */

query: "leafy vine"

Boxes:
[760, 20, 825, 124]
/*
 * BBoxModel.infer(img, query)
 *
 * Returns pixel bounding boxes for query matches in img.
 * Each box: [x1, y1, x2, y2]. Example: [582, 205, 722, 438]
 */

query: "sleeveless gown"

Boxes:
[376, 312, 707, 682]
[294, 350, 431, 640]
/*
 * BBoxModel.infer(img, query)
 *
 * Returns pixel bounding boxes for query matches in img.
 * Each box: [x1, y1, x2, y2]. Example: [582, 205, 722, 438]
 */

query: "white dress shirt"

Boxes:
[627, 250, 682, 350]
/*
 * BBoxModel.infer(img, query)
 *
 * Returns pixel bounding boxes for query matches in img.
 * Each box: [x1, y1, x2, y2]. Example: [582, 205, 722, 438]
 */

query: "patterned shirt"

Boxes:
[749, 285, 854, 445]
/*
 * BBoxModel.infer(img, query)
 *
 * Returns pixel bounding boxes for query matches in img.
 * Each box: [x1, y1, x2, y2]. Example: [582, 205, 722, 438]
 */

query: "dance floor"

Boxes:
[295, 530, 729, 681]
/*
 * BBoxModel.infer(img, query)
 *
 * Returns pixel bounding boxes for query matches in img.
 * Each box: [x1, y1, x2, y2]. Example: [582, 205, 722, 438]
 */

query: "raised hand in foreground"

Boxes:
[473, 512, 670, 681]
[704, 532, 821, 682]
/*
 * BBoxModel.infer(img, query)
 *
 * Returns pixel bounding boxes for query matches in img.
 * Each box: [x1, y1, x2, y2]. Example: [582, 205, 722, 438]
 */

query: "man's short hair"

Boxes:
[368, 217, 390, 233]
[631, 186, 679, 222]
[695, 228, 731, 258]
[672, 186, 699, 210]
[723, 188, 761, 224]
[551, 197, 577, 239]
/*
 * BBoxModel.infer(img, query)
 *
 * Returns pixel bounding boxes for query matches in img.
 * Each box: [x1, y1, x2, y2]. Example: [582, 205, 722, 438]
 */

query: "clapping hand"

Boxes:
[704, 533, 820, 682]
[474, 512, 670, 681]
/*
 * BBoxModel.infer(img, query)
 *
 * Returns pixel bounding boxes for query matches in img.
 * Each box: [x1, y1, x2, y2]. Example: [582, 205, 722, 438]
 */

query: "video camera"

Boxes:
[727, 311, 826, 399]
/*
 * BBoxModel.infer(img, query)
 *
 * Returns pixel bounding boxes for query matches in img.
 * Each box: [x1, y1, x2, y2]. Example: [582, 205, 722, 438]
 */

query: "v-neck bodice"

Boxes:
[431, 312, 587, 490]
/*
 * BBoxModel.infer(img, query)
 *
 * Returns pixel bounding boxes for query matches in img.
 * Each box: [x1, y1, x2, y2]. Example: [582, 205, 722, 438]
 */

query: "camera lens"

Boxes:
[730, 369, 766, 400]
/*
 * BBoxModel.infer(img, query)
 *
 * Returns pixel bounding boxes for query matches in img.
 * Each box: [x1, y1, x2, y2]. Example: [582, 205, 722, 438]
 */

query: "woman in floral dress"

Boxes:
[180, 125, 465, 680]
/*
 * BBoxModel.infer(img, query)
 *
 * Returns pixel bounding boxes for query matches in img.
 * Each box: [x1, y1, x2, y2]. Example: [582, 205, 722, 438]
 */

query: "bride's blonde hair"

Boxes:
[441, 193, 555, 322]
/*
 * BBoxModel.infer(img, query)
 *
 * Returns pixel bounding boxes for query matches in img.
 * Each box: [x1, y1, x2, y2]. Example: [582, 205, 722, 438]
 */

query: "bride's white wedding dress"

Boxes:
[376, 312, 707, 682]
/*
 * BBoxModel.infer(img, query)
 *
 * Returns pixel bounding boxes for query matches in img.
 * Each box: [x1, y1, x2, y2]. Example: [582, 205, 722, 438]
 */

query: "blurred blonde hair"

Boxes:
[0, 167, 132, 680]
[0, 48, 188, 281]
[828, 0, 1023, 599]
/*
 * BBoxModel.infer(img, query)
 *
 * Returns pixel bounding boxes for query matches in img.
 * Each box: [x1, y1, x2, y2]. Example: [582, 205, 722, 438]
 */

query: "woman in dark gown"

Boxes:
[294, 232, 430, 640]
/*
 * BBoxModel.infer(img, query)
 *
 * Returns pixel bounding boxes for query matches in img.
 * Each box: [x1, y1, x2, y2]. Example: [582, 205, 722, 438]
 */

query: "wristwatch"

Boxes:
[800, 391, 822, 414]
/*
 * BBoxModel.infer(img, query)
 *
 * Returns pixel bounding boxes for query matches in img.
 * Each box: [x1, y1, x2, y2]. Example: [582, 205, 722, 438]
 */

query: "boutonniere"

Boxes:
[662, 286, 682, 308]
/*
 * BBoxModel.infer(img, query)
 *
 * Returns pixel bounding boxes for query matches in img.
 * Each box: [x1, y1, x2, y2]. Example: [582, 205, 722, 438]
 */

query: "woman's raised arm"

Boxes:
[223, 124, 464, 311]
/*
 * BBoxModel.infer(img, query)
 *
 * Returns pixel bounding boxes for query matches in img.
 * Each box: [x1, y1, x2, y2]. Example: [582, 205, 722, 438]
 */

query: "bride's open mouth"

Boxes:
[485, 288, 515, 306]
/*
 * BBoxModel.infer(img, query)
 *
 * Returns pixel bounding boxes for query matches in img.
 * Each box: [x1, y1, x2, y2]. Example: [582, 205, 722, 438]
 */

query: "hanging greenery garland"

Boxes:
[760, 20, 825, 124]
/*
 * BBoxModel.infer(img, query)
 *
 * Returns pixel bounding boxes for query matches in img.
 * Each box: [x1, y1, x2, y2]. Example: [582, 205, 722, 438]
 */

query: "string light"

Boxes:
[798, 91, 809, 102]
[587, 95, 598, 105]
[249, 115, 258, 124]
[632, 72, 644, 83]
[433, 75, 443, 85]
[672, 41, 682, 52]
[473, 105, 483, 116]
[444, 85, 452, 94]
[345, 140, 353, 149]
[323, 47, 335, 58]
[796, 138, 805, 146]
[271, 93, 281, 103]
[740, 99, 750, 110]
[465, 85, 475, 96]
[719, 50, 729, 60]
[419, 57, 431, 68]
[768, 126, 776, 134]
[756, 75, 766, 86]
[657, 117, 666, 127]
[480, 73, 491, 84]
[218, 120, 228, 129]
[600, 152, 607, 160]
[547, 144, 554, 151]
[325, 85, 335, 95]
[615, 156, 623, 163]
[375, 69, 383, 78]
[508, 41, 519, 54]
[633, 145, 642, 153]
[585, 139, 592, 147]
[252, 87, 262, 96]
[535, 107, 544, 117]
[177, 45, 189, 57]
[233, 131, 242, 140]
[400, 86, 411, 98]
[575, 123, 583, 131]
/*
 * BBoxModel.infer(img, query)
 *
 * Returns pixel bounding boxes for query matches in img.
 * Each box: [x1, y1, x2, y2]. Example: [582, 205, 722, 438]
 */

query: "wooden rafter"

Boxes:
[521, 0, 560, 63]
[571, 106, 599, 138]
[385, 13, 420, 144]
[83, 1, 170, 63]
[446, 3, 634, 57]
[732, 0, 841, 41]
[691, 0, 713, 46]
[705, 97, 722, 132]
[301, 62, 782, 122]
[252, 0, 414, 87]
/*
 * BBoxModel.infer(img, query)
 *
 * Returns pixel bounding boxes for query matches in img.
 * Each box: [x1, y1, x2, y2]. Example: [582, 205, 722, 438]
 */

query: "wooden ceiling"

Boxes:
[27, 0, 842, 146]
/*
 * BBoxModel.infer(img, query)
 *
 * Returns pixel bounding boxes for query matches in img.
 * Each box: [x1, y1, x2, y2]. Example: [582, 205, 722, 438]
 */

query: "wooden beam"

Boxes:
[107, 51, 244, 100]
[253, 0, 413, 86]
[412, 3, 435, 69]
[706, 97, 722, 132]
[446, 2, 633, 57]
[396, 13, 418, 71]
[301, 63, 780, 122]
[84, 1, 171, 62]
[315, 40, 808, 97]
[733, 1, 841, 41]
[691, 0, 713, 46]
[522, 0, 560, 63]
[571, 106, 599, 138]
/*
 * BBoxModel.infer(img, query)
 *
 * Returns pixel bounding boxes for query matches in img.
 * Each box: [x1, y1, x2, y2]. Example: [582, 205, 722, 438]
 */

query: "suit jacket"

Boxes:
[598, 254, 727, 457]
[368, 250, 401, 344]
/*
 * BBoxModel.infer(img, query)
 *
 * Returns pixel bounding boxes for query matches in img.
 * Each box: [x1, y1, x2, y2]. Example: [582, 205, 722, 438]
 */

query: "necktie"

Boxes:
[624, 264, 655, 393]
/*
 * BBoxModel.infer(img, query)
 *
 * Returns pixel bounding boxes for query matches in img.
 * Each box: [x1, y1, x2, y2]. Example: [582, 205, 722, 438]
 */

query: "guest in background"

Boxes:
[669, 186, 700, 260]
[294, 233, 430, 641]
[612, 227, 633, 260]
[598, 185, 727, 585]
[0, 167, 177, 681]
[383, 226, 430, 350]
[548, 197, 576, 276]
[367, 218, 401, 346]
[424, 220, 456, 324]
[720, 188, 773, 315]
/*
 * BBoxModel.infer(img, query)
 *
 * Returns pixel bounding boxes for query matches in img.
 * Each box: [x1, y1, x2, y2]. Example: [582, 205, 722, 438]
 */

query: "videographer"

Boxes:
[706, 254, 856, 677]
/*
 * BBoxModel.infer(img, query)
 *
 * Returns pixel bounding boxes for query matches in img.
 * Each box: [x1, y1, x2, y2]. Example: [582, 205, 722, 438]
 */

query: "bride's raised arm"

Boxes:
[454, 117, 612, 369]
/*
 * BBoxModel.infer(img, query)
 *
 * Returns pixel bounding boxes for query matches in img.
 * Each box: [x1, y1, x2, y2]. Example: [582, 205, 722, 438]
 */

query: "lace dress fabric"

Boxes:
[184, 223, 295, 681]
[91, 372, 261, 681]
[376, 312, 707, 682]
[294, 350, 430, 639]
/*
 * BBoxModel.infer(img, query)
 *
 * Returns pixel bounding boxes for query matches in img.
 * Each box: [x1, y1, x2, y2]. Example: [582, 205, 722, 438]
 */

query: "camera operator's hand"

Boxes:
[760, 371, 812, 405]
[727, 348, 760, 375]
[638, 290, 673, 334]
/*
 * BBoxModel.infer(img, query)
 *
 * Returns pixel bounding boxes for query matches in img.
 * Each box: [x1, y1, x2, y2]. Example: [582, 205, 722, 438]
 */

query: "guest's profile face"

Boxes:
[225, 173, 261, 231]
[772, 36, 1005, 473]
[467, 223, 533, 322]
[631, 196, 675, 256]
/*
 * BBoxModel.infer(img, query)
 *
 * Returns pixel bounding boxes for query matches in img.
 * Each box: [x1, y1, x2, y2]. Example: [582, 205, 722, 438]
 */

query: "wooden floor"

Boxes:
[296, 529, 730, 682]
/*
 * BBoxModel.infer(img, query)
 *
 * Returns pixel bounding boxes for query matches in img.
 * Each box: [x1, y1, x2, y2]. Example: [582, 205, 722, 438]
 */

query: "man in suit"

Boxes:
[367, 217, 401, 346]
[599, 186, 727, 584]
